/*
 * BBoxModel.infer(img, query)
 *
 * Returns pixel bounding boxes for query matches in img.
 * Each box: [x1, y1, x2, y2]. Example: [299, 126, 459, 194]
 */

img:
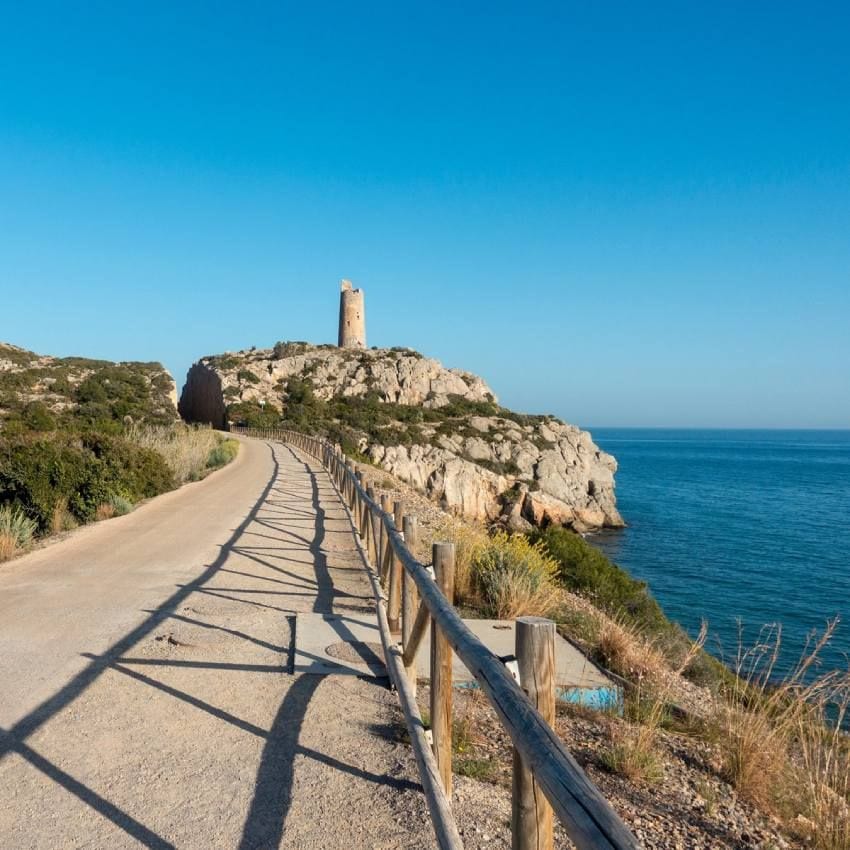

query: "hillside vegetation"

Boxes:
[0, 342, 238, 563]
[0, 342, 178, 433]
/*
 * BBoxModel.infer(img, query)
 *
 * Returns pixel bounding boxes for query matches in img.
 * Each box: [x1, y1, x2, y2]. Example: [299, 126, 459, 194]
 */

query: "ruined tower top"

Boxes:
[338, 279, 366, 349]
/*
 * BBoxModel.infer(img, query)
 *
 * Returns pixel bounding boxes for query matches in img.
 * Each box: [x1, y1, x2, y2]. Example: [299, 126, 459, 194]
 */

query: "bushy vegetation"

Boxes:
[218, 355, 556, 466]
[272, 341, 310, 359]
[230, 374, 549, 463]
[127, 424, 238, 484]
[471, 531, 561, 618]
[206, 354, 240, 370]
[0, 431, 174, 532]
[530, 526, 668, 632]
[0, 351, 176, 435]
[107, 493, 134, 516]
[0, 426, 240, 559]
[226, 400, 282, 429]
[0, 504, 37, 561]
[435, 523, 562, 620]
[237, 369, 260, 384]
[0, 344, 240, 563]
[206, 438, 239, 469]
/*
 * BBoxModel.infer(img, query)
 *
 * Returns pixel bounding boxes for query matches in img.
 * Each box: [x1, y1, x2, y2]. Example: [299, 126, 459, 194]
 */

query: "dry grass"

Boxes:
[425, 523, 561, 619]
[710, 618, 850, 847]
[795, 680, 850, 850]
[601, 721, 665, 783]
[50, 499, 77, 534]
[127, 423, 233, 484]
[95, 503, 115, 521]
[601, 623, 707, 784]
[0, 532, 17, 562]
[596, 617, 668, 682]
[432, 519, 487, 604]
[713, 622, 822, 807]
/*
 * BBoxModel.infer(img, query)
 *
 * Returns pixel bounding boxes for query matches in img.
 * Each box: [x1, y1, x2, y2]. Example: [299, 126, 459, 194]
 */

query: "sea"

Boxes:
[587, 429, 850, 679]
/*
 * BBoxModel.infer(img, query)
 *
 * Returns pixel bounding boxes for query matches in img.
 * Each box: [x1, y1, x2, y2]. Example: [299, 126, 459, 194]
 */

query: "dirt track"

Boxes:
[0, 437, 435, 849]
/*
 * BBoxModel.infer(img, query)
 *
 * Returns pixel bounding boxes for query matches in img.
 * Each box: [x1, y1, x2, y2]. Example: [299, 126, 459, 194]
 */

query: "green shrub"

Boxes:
[273, 341, 309, 359]
[81, 432, 175, 502]
[470, 531, 560, 619]
[0, 504, 37, 548]
[0, 433, 175, 531]
[531, 526, 667, 632]
[207, 439, 239, 469]
[226, 400, 281, 428]
[107, 493, 134, 516]
[209, 355, 239, 370]
[24, 402, 56, 431]
[237, 369, 260, 384]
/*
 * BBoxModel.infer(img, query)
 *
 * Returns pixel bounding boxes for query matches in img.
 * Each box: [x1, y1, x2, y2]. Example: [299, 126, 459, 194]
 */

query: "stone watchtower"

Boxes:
[338, 279, 366, 348]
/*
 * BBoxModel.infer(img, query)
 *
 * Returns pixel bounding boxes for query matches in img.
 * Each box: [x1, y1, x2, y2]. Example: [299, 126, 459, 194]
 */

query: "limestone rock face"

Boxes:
[178, 363, 227, 429]
[368, 419, 622, 531]
[205, 345, 495, 409]
[178, 342, 623, 532]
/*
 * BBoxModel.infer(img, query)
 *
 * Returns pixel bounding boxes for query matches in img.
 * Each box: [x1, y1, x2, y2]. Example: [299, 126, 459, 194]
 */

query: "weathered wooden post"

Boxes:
[512, 617, 556, 850]
[354, 468, 364, 530]
[379, 494, 392, 584]
[366, 486, 377, 565]
[346, 460, 355, 510]
[431, 542, 455, 795]
[402, 515, 419, 691]
[387, 500, 404, 633]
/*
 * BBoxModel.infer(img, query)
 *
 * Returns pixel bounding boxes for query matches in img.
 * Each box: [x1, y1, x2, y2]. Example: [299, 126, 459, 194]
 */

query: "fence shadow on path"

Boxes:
[1, 441, 406, 849]
[0, 444, 283, 848]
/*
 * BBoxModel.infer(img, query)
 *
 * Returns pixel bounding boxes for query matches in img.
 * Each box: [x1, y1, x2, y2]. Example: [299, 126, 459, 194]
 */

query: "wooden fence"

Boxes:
[233, 426, 640, 850]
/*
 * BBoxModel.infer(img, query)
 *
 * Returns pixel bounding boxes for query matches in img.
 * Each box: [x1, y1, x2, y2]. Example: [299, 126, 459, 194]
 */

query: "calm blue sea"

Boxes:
[588, 429, 850, 678]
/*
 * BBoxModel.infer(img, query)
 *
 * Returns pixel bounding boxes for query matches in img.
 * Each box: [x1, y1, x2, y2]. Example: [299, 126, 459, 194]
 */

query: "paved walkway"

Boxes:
[0, 438, 433, 849]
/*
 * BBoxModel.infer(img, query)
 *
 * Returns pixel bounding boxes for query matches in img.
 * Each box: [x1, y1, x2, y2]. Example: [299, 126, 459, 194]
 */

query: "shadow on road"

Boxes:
[0, 441, 402, 848]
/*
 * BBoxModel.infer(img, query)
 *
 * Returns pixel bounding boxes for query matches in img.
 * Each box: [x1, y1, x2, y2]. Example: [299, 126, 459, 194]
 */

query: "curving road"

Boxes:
[0, 436, 434, 849]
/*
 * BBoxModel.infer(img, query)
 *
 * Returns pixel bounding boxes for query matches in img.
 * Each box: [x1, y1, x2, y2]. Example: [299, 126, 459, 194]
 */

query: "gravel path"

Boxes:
[0, 437, 434, 849]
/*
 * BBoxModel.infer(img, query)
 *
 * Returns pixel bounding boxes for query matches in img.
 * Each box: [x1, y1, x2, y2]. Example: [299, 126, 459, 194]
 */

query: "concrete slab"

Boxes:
[293, 613, 621, 710]
[413, 619, 621, 710]
[294, 612, 387, 678]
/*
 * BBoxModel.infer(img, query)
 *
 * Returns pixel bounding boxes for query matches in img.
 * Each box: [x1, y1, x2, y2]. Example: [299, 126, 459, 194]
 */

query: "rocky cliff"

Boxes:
[179, 342, 623, 532]
[0, 342, 178, 432]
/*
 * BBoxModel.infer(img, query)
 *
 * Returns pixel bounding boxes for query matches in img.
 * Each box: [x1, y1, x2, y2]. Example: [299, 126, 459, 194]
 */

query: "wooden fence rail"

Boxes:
[232, 425, 640, 850]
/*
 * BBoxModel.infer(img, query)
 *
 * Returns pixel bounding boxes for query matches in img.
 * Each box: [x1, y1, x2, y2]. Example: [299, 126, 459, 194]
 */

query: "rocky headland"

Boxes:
[179, 342, 624, 532]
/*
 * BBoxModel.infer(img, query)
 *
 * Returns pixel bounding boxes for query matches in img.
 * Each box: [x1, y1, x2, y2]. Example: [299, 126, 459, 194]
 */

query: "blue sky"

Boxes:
[1, 2, 848, 428]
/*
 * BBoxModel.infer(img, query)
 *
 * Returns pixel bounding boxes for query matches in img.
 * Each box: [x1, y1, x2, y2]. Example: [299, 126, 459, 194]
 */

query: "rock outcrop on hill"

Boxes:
[179, 342, 623, 532]
[0, 342, 178, 431]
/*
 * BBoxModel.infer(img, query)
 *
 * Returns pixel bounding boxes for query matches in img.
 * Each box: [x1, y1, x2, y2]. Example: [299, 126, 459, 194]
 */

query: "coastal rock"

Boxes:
[178, 363, 227, 428]
[199, 344, 497, 409]
[179, 342, 624, 532]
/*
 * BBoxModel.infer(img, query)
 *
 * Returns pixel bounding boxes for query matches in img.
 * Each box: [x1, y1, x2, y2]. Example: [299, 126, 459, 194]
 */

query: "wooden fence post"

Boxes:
[431, 542, 455, 796]
[388, 500, 404, 633]
[379, 494, 392, 585]
[402, 515, 419, 691]
[512, 617, 556, 850]
[346, 461, 354, 509]
[354, 468, 363, 530]
[366, 486, 377, 565]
